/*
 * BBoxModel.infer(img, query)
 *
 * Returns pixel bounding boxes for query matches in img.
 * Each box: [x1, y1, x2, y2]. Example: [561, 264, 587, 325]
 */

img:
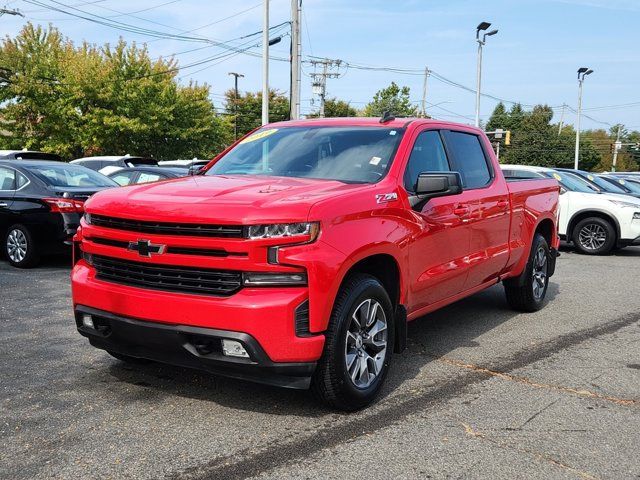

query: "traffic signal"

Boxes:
[505, 130, 511, 146]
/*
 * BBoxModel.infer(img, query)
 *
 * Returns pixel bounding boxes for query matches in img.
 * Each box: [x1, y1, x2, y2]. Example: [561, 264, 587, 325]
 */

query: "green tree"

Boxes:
[224, 89, 290, 138]
[307, 98, 358, 118]
[0, 23, 232, 159]
[486, 102, 601, 170]
[363, 82, 417, 117]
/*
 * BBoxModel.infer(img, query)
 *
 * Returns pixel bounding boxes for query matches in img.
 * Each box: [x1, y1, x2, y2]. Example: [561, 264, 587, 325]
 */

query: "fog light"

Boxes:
[633, 212, 640, 220]
[221, 339, 250, 358]
[82, 314, 94, 329]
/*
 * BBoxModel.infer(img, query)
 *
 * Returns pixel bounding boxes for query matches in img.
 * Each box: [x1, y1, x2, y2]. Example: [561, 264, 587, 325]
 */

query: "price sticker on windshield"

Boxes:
[240, 128, 278, 144]
[552, 173, 562, 181]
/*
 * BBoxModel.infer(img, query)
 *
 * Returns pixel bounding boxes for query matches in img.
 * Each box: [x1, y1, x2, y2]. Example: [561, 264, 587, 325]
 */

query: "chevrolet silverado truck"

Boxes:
[71, 117, 560, 410]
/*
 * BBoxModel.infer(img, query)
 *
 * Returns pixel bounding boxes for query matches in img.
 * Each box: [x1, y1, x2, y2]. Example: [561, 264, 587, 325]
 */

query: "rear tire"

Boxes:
[504, 233, 550, 312]
[312, 274, 394, 411]
[5, 224, 40, 268]
[572, 217, 616, 255]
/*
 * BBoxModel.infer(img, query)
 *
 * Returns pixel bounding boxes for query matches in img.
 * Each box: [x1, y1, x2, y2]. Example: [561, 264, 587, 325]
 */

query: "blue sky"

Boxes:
[2, 0, 640, 130]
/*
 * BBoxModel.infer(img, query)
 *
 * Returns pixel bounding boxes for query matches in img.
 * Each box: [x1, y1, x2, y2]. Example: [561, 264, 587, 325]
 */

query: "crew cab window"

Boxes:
[403, 130, 450, 192]
[445, 131, 492, 189]
[0, 167, 16, 190]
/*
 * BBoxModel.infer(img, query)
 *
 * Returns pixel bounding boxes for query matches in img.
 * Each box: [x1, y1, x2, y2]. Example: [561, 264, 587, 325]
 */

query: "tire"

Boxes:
[107, 351, 152, 365]
[504, 233, 550, 312]
[571, 217, 616, 255]
[5, 224, 40, 268]
[312, 273, 395, 411]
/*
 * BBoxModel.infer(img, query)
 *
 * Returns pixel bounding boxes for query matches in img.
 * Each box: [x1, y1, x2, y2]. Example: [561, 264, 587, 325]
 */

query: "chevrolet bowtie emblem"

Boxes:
[127, 239, 165, 257]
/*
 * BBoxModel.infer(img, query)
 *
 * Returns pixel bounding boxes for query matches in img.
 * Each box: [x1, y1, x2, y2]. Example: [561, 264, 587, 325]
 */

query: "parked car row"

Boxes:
[0, 153, 204, 267]
[501, 165, 640, 255]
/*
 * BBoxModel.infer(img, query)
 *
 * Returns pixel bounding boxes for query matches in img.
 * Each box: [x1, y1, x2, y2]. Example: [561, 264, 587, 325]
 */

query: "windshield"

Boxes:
[206, 126, 404, 183]
[615, 178, 640, 194]
[543, 171, 596, 193]
[26, 164, 117, 188]
[580, 172, 626, 193]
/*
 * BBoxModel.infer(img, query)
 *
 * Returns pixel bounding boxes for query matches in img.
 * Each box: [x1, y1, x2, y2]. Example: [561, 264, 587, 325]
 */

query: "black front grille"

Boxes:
[91, 214, 244, 238]
[92, 255, 242, 296]
[86, 236, 245, 257]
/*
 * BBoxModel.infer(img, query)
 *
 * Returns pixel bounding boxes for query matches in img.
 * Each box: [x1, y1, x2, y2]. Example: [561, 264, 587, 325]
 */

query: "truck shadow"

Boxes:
[106, 281, 560, 417]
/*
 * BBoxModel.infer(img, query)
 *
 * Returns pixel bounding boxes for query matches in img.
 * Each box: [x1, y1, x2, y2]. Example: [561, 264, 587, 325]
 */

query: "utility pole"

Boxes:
[261, 0, 269, 125]
[228, 72, 244, 140]
[475, 22, 498, 128]
[310, 58, 342, 117]
[420, 67, 430, 117]
[0, 7, 24, 16]
[558, 103, 566, 135]
[574, 67, 593, 169]
[289, 0, 301, 120]
[612, 124, 623, 172]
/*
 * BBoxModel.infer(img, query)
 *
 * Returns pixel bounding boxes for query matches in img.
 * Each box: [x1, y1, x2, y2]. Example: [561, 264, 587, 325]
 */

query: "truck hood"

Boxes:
[85, 174, 361, 224]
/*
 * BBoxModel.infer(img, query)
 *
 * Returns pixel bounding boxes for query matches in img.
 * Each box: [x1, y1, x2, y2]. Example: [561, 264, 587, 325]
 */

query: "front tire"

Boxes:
[572, 217, 616, 255]
[5, 224, 40, 268]
[504, 233, 550, 312]
[312, 274, 394, 411]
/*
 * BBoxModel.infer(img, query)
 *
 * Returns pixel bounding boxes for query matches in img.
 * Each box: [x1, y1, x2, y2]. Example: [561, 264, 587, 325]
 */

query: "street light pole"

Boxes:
[574, 67, 593, 169]
[261, 0, 269, 125]
[228, 72, 244, 140]
[474, 22, 498, 128]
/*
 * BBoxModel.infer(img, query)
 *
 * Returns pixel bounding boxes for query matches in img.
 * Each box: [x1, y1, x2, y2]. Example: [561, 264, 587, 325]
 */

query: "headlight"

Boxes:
[242, 272, 307, 286]
[608, 199, 640, 208]
[83, 212, 92, 225]
[246, 222, 319, 241]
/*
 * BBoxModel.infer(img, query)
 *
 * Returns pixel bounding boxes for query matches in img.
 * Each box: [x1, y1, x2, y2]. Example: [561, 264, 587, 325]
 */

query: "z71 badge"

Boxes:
[375, 193, 398, 204]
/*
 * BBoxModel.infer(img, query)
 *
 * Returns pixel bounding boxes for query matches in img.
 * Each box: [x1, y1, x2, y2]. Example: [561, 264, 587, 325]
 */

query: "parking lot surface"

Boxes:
[1, 247, 639, 479]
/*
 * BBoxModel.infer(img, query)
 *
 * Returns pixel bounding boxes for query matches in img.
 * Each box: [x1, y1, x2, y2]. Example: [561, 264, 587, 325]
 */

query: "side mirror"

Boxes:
[415, 171, 463, 198]
[559, 186, 567, 195]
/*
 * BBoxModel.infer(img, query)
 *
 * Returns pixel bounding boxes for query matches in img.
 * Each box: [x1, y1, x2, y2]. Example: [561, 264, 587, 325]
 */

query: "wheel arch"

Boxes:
[566, 209, 620, 242]
[324, 248, 407, 353]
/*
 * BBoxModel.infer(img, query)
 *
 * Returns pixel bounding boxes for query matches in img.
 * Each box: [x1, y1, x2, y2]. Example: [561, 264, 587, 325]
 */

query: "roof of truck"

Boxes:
[270, 117, 477, 130]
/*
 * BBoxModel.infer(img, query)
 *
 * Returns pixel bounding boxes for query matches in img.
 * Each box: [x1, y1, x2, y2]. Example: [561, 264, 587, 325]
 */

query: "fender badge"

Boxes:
[376, 193, 398, 204]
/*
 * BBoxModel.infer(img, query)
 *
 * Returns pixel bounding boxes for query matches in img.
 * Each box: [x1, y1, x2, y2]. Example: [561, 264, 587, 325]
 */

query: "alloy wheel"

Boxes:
[578, 223, 607, 251]
[532, 246, 548, 300]
[344, 298, 388, 389]
[7, 229, 28, 264]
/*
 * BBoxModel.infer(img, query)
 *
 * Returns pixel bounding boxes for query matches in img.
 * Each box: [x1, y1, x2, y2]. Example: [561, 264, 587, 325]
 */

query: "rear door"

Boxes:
[404, 129, 474, 312]
[0, 166, 17, 233]
[442, 130, 510, 289]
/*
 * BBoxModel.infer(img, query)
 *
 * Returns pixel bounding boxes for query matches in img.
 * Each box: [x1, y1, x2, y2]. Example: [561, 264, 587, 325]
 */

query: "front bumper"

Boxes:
[75, 305, 317, 389]
[71, 262, 325, 364]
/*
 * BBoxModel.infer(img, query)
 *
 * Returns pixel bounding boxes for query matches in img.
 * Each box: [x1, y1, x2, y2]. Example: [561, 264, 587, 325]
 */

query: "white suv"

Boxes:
[501, 165, 640, 255]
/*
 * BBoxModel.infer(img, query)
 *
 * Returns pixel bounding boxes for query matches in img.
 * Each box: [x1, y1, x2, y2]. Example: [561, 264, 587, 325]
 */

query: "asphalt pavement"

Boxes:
[1, 246, 639, 479]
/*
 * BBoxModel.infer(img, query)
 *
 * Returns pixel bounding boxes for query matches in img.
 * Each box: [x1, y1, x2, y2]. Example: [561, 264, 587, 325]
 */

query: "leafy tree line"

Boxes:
[2, 24, 636, 171]
[486, 102, 639, 171]
[0, 24, 233, 160]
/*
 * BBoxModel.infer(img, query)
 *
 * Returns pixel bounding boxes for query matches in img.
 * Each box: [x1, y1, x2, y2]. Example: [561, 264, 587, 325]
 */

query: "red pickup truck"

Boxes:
[72, 117, 560, 410]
